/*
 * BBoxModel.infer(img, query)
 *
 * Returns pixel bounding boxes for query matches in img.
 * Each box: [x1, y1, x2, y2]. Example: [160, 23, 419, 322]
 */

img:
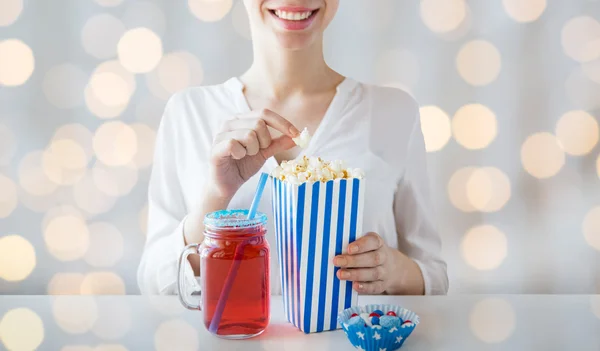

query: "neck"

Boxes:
[240, 36, 343, 98]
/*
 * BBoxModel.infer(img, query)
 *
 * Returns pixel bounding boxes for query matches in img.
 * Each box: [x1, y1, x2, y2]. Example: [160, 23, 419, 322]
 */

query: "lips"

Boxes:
[268, 7, 320, 31]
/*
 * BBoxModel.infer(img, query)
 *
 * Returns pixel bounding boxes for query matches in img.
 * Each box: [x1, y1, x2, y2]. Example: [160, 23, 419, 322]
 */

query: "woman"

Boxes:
[138, 0, 448, 296]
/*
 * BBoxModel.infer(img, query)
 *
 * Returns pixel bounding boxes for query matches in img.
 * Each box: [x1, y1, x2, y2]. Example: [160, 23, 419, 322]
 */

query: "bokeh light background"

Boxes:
[0, 0, 599, 298]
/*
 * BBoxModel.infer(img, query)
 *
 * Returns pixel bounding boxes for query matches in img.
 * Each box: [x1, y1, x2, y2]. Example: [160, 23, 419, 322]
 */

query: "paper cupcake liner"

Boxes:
[338, 304, 419, 351]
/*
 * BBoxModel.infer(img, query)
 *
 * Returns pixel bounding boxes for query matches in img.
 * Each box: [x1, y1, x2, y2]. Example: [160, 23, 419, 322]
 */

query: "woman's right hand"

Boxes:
[209, 108, 300, 199]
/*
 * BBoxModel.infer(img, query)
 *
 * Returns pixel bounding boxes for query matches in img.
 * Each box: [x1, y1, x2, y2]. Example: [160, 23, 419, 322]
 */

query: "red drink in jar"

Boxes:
[177, 209, 270, 339]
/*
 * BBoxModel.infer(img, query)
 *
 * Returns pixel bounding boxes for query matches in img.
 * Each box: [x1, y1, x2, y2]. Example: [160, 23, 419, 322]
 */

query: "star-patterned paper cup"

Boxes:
[337, 304, 419, 351]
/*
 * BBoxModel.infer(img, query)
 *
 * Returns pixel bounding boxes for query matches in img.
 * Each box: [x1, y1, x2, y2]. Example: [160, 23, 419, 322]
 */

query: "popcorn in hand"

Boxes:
[271, 155, 365, 184]
[292, 127, 312, 149]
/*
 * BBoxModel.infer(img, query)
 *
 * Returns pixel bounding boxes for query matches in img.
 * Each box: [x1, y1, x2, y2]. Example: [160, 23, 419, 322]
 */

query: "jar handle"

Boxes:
[177, 243, 202, 311]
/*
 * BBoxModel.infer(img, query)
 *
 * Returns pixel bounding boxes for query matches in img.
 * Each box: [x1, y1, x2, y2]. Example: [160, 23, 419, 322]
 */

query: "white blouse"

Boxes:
[137, 77, 449, 296]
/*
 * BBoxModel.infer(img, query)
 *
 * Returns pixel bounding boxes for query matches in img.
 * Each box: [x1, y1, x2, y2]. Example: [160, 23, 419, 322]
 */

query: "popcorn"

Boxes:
[292, 127, 312, 149]
[270, 155, 365, 184]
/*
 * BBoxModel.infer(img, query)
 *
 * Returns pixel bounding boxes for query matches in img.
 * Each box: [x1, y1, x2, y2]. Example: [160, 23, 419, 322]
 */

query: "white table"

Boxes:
[0, 295, 599, 350]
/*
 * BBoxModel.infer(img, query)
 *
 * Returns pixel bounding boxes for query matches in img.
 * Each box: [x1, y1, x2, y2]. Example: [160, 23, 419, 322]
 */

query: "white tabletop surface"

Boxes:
[1, 295, 599, 351]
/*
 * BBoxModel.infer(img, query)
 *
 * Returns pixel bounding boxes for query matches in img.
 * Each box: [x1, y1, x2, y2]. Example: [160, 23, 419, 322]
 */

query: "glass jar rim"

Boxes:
[204, 209, 267, 229]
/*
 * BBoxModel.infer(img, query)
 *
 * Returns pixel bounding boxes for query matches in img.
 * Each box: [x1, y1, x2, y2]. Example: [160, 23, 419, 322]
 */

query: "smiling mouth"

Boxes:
[269, 9, 319, 21]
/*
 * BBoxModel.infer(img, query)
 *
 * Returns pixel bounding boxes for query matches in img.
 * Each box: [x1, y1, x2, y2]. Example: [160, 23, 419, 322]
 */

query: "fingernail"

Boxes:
[349, 245, 358, 254]
[335, 257, 347, 266]
[358, 283, 364, 290]
[341, 271, 350, 279]
[289, 125, 300, 137]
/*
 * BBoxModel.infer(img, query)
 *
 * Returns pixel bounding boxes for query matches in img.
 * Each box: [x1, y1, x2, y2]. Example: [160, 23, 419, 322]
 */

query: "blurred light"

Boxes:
[19, 188, 60, 214]
[469, 298, 516, 343]
[583, 207, 600, 251]
[521, 132, 565, 179]
[0, 123, 16, 166]
[188, 0, 233, 22]
[92, 163, 138, 197]
[96, 345, 128, 351]
[0, 0, 22, 26]
[448, 167, 477, 212]
[0, 235, 36, 281]
[419, 106, 452, 152]
[48, 273, 84, 295]
[81, 14, 125, 60]
[43, 206, 86, 232]
[376, 49, 419, 91]
[61, 346, 93, 351]
[73, 173, 117, 215]
[123, 1, 166, 37]
[43, 63, 87, 109]
[348, 0, 393, 31]
[420, 0, 467, 33]
[44, 214, 90, 261]
[117, 27, 163, 74]
[0, 308, 44, 350]
[154, 319, 199, 351]
[52, 296, 98, 334]
[146, 54, 191, 100]
[147, 296, 184, 316]
[456, 40, 502, 86]
[42, 139, 88, 186]
[0, 174, 18, 218]
[452, 103, 497, 150]
[466, 167, 511, 212]
[461, 225, 507, 270]
[561, 16, 600, 63]
[565, 68, 600, 110]
[94, 60, 136, 95]
[502, 0, 546, 23]
[232, 0, 251, 40]
[52, 124, 94, 161]
[139, 203, 148, 236]
[94, 121, 138, 167]
[135, 95, 166, 128]
[84, 222, 124, 267]
[89, 72, 131, 107]
[85, 84, 128, 119]
[92, 299, 131, 340]
[131, 123, 156, 169]
[81, 272, 126, 295]
[582, 59, 600, 84]
[18, 151, 59, 196]
[85, 60, 135, 119]
[175, 52, 204, 86]
[94, 0, 123, 7]
[0, 39, 35, 86]
[555, 110, 599, 156]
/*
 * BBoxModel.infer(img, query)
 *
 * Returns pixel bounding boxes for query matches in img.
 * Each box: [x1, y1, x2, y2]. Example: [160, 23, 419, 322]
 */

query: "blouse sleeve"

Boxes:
[393, 112, 449, 295]
[137, 95, 201, 295]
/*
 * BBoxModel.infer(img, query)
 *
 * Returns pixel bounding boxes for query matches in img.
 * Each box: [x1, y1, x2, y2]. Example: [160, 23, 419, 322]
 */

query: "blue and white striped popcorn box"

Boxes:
[271, 176, 366, 334]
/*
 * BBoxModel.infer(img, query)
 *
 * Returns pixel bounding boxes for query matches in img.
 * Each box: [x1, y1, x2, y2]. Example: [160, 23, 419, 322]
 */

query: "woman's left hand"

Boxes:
[333, 232, 398, 294]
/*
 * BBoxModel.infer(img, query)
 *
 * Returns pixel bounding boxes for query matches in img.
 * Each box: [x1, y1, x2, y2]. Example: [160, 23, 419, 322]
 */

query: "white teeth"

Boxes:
[274, 10, 313, 21]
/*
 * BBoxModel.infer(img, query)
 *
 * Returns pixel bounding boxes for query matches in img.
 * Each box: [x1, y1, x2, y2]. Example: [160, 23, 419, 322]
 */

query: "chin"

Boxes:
[273, 32, 318, 50]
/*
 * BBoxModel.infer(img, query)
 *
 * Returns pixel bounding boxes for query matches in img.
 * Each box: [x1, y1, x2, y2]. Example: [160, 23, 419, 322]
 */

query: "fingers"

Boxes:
[262, 135, 296, 159]
[225, 109, 299, 137]
[212, 138, 247, 160]
[213, 130, 260, 159]
[253, 109, 300, 137]
[352, 281, 386, 295]
[222, 118, 272, 149]
[347, 232, 383, 254]
[333, 249, 386, 268]
[337, 266, 386, 282]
